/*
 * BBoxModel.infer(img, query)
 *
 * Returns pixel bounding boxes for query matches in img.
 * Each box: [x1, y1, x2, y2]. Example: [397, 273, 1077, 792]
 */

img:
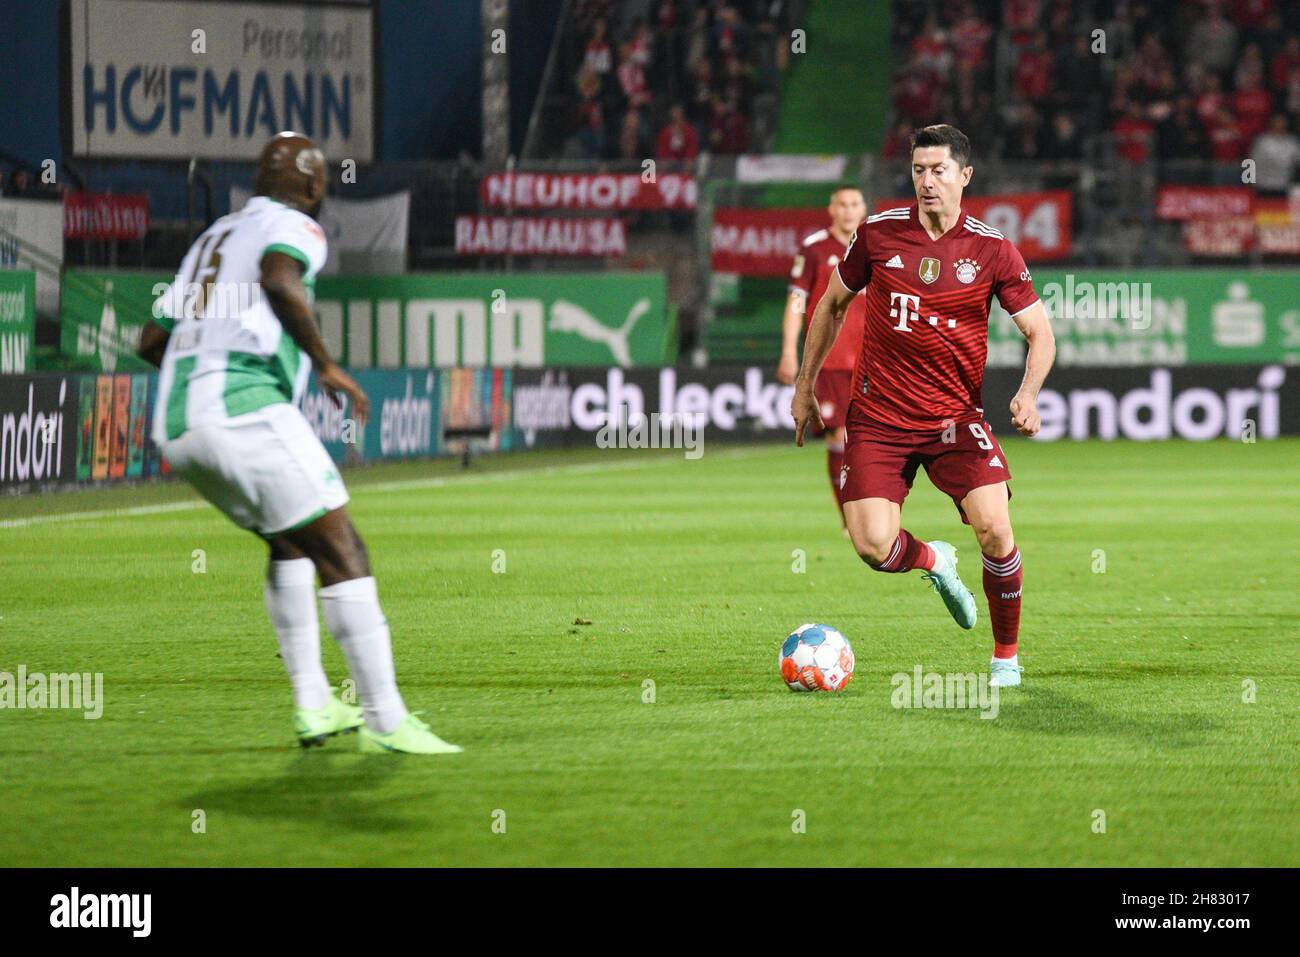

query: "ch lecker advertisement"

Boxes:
[68, 0, 375, 161]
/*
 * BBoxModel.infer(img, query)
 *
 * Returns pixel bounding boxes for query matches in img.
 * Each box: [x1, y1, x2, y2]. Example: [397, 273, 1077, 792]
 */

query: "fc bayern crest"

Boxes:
[918, 257, 940, 284]
[954, 258, 981, 284]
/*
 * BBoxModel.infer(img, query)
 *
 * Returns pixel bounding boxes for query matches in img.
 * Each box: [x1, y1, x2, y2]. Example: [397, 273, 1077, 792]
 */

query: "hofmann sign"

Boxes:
[68, 0, 375, 161]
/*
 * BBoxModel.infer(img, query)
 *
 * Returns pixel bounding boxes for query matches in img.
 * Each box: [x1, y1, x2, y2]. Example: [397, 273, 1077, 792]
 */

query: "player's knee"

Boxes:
[853, 531, 896, 567]
[976, 522, 1015, 556]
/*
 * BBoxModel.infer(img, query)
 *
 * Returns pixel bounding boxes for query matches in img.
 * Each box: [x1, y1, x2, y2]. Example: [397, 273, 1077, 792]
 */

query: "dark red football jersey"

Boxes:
[789, 228, 867, 372]
[835, 204, 1040, 431]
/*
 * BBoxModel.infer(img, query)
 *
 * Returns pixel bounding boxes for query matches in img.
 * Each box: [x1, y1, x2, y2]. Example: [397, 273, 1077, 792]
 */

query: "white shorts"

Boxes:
[160, 402, 349, 536]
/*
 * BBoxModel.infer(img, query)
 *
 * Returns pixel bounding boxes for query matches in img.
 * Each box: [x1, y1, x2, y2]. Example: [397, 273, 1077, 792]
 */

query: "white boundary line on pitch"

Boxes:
[0, 446, 781, 530]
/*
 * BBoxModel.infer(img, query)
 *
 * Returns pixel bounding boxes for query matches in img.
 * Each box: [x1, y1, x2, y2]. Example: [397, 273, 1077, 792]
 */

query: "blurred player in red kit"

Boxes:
[791, 125, 1056, 688]
[777, 184, 868, 529]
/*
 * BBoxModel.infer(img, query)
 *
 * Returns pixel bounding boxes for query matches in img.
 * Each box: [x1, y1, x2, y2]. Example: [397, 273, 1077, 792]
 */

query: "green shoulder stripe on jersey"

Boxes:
[264, 242, 311, 270]
[165, 355, 197, 440]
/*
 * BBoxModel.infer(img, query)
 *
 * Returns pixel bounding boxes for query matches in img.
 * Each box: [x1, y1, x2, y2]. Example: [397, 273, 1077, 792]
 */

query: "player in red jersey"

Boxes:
[777, 184, 868, 529]
[790, 125, 1056, 688]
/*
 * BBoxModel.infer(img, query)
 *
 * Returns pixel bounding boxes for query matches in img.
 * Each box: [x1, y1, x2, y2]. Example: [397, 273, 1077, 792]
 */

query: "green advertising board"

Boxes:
[60, 271, 669, 370]
[313, 272, 669, 368]
[60, 271, 168, 372]
[988, 270, 1300, 367]
[0, 270, 36, 373]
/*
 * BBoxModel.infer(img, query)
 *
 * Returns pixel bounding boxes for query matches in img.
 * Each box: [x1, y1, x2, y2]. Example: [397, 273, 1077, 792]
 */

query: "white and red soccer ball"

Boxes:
[779, 623, 854, 692]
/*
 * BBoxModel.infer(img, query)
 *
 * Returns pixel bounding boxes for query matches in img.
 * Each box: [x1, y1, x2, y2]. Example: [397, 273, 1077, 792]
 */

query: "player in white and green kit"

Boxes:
[138, 132, 459, 755]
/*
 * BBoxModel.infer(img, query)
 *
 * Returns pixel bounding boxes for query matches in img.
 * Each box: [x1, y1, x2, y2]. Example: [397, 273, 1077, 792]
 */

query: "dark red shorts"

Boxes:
[839, 413, 1012, 523]
[814, 369, 854, 433]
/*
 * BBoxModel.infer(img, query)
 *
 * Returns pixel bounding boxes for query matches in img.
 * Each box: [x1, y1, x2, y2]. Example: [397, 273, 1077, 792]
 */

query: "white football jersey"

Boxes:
[151, 196, 328, 443]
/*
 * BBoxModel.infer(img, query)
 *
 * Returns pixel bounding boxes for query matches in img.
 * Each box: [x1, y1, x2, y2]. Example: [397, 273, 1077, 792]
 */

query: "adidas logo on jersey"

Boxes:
[885, 254, 904, 269]
[988, 456, 1002, 468]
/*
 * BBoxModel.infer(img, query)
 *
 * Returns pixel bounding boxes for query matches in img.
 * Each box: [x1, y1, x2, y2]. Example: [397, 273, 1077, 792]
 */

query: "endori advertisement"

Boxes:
[0, 270, 35, 373]
[988, 270, 1300, 367]
[3, 362, 1297, 491]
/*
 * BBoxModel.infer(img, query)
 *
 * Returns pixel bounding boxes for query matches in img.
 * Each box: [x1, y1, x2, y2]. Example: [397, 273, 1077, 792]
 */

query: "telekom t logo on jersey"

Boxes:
[889, 292, 957, 332]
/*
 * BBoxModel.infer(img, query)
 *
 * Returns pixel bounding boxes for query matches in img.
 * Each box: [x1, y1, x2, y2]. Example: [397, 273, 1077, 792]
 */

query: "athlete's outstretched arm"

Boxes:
[791, 271, 854, 446]
[1008, 300, 1055, 437]
[136, 321, 170, 369]
[260, 251, 370, 424]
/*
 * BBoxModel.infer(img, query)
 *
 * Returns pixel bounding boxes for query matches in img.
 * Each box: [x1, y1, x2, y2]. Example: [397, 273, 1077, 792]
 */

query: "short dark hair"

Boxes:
[830, 183, 863, 201]
[909, 124, 972, 168]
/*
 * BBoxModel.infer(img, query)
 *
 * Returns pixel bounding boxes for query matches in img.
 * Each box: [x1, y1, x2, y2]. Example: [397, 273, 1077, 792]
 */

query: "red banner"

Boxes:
[481, 172, 696, 210]
[873, 191, 1072, 261]
[710, 208, 829, 276]
[454, 216, 626, 256]
[1184, 197, 1300, 256]
[1254, 197, 1300, 254]
[64, 192, 149, 240]
[1156, 186, 1254, 221]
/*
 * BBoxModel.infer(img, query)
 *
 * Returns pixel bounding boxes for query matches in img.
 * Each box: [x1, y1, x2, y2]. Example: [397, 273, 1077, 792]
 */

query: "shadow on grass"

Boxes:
[918, 685, 1219, 749]
[182, 749, 433, 836]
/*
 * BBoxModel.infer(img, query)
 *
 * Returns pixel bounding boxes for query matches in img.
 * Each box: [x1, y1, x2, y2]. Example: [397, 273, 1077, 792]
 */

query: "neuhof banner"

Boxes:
[0, 271, 35, 374]
[710, 208, 829, 276]
[69, 0, 376, 161]
[987, 270, 1300, 367]
[873, 191, 1072, 261]
[313, 273, 668, 368]
[481, 172, 697, 210]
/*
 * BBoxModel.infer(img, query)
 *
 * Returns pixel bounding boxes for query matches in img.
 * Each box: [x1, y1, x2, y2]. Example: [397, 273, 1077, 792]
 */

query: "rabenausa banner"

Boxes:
[313, 273, 668, 368]
[69, 0, 376, 161]
[988, 270, 1300, 367]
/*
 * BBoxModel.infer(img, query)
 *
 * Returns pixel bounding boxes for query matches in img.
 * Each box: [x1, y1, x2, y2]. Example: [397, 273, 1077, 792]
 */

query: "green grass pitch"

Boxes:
[1, 439, 1297, 867]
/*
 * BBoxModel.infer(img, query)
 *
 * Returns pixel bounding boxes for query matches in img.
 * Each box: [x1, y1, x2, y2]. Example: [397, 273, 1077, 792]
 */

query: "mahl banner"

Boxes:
[231, 186, 408, 275]
[69, 0, 376, 161]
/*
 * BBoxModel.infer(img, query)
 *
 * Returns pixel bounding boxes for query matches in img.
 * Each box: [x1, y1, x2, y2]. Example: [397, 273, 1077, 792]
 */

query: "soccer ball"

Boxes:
[779, 624, 855, 692]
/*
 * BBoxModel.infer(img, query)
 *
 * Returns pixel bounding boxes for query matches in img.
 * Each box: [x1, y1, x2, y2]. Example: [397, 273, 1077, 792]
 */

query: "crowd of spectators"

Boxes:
[888, 0, 1300, 192]
[561, 1, 792, 162]
[0, 165, 61, 198]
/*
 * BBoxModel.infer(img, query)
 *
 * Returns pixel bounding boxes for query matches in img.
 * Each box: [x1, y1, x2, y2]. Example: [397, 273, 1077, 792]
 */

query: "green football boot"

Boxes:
[358, 713, 463, 755]
[921, 541, 979, 630]
[295, 694, 364, 748]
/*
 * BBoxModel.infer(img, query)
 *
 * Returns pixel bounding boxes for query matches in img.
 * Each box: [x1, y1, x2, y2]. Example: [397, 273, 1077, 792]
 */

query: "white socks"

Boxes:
[318, 576, 408, 734]
[264, 558, 332, 711]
